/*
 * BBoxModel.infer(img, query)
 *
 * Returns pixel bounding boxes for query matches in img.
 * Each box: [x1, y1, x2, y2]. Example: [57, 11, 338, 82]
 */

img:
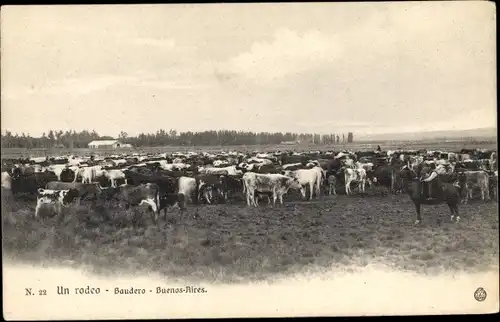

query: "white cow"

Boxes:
[199, 165, 242, 176]
[213, 160, 230, 167]
[246, 157, 273, 165]
[79, 166, 102, 184]
[178, 176, 197, 205]
[101, 169, 127, 187]
[354, 161, 374, 172]
[1, 171, 12, 190]
[283, 166, 323, 200]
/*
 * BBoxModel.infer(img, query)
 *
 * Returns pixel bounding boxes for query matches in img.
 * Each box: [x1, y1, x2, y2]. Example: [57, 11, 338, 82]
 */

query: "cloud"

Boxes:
[222, 28, 342, 84]
[131, 37, 176, 50]
[3, 74, 137, 99]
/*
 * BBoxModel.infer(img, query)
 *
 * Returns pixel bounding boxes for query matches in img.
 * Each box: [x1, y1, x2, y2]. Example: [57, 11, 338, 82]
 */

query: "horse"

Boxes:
[399, 167, 462, 225]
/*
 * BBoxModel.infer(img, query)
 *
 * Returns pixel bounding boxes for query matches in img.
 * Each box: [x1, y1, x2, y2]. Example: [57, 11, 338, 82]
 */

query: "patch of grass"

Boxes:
[2, 191, 498, 283]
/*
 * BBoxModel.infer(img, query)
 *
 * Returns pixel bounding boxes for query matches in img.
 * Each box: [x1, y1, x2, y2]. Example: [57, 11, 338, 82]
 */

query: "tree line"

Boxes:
[1, 129, 354, 149]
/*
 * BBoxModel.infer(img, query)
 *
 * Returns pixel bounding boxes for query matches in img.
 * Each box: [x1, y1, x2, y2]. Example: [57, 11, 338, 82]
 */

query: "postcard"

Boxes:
[1, 2, 498, 320]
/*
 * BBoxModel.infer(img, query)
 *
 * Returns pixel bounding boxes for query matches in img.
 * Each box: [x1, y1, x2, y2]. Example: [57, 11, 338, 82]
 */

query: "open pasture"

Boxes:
[1, 139, 497, 159]
[2, 188, 498, 283]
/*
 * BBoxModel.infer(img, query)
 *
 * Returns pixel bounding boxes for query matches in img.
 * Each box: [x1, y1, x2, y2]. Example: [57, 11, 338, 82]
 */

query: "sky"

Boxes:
[1, 2, 497, 138]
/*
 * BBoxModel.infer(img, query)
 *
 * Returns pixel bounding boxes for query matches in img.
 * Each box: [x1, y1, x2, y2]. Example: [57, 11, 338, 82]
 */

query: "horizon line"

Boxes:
[0, 125, 496, 139]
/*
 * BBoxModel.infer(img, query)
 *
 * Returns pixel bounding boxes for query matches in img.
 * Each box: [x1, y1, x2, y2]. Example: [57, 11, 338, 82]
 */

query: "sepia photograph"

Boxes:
[1, 2, 498, 319]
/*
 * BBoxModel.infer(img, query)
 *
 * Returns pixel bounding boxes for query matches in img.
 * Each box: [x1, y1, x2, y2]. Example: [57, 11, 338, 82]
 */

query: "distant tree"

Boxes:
[119, 131, 128, 140]
[347, 132, 354, 143]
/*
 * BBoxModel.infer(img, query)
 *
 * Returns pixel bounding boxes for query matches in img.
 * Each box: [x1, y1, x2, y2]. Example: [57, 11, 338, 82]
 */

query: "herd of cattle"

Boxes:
[1, 148, 498, 223]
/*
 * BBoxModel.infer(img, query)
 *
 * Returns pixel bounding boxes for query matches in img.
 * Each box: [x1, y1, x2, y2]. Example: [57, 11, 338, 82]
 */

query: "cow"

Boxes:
[100, 169, 128, 187]
[10, 171, 59, 197]
[177, 176, 197, 207]
[46, 164, 69, 181]
[282, 167, 322, 200]
[195, 174, 225, 204]
[35, 188, 80, 219]
[344, 167, 367, 195]
[77, 166, 102, 184]
[1, 171, 12, 190]
[123, 170, 179, 197]
[198, 165, 242, 176]
[108, 183, 161, 223]
[45, 181, 102, 203]
[282, 163, 306, 171]
[253, 191, 274, 206]
[242, 172, 303, 207]
[461, 170, 491, 204]
[219, 174, 244, 201]
[158, 193, 186, 219]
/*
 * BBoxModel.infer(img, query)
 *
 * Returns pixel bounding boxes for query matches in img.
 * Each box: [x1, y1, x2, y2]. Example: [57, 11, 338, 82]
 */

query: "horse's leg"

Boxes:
[454, 204, 460, 223]
[414, 202, 422, 225]
[447, 203, 455, 222]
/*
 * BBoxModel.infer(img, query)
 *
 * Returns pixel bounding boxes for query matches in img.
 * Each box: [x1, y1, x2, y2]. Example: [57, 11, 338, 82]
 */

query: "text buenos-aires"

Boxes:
[156, 286, 207, 294]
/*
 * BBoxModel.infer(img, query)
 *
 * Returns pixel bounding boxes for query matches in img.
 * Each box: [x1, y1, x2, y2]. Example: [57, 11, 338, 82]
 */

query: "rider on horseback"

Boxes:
[420, 163, 438, 200]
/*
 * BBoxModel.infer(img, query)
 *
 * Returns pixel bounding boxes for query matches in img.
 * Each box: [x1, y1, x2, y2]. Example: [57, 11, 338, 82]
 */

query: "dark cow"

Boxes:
[372, 165, 398, 193]
[159, 193, 186, 219]
[102, 183, 161, 223]
[253, 164, 282, 174]
[195, 174, 225, 204]
[11, 171, 59, 197]
[219, 174, 244, 201]
[124, 170, 179, 196]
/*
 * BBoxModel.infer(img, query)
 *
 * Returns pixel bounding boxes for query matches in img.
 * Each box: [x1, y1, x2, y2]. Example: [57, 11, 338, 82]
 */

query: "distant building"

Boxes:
[280, 140, 301, 145]
[88, 140, 129, 149]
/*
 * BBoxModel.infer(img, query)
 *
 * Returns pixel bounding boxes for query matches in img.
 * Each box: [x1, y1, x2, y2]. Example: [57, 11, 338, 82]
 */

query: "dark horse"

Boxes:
[400, 167, 462, 225]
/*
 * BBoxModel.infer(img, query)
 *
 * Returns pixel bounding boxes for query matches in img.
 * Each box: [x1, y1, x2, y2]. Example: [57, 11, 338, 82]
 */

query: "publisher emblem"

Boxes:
[474, 287, 487, 302]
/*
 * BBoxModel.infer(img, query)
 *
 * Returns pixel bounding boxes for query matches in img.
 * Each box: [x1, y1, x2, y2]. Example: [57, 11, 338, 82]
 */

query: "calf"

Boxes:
[195, 174, 224, 204]
[159, 193, 186, 219]
[344, 167, 367, 195]
[35, 188, 79, 219]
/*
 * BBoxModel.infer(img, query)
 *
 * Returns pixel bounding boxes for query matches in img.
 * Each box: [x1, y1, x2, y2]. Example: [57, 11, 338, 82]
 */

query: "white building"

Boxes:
[88, 140, 128, 149]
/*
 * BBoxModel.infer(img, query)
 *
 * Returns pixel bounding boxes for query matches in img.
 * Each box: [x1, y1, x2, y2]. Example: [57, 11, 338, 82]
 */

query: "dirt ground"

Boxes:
[2, 186, 498, 284]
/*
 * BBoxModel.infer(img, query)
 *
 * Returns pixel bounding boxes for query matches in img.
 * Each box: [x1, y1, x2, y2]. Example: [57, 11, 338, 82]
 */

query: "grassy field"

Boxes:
[2, 186, 498, 284]
[1, 139, 497, 159]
